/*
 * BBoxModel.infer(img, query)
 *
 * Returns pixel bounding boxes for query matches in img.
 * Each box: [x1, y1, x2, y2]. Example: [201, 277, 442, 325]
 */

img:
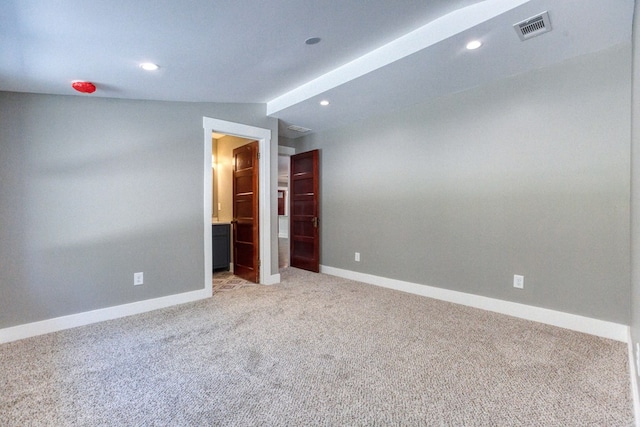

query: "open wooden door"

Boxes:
[232, 141, 259, 283]
[290, 150, 320, 272]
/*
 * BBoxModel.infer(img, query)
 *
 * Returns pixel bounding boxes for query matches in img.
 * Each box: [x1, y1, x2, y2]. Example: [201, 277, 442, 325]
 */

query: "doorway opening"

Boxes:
[202, 117, 280, 296]
[278, 145, 295, 269]
[213, 135, 256, 286]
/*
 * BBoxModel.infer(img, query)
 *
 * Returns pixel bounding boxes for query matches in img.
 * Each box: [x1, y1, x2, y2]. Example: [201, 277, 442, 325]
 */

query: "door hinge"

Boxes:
[257, 151, 261, 160]
[258, 259, 261, 268]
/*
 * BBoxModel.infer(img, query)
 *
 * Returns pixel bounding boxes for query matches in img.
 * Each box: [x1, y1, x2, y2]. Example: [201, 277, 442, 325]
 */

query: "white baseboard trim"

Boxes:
[263, 273, 281, 286]
[629, 331, 640, 427]
[0, 288, 211, 344]
[320, 265, 628, 342]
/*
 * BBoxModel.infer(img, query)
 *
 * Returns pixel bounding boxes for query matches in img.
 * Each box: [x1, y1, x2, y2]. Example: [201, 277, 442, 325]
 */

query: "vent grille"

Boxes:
[514, 11, 551, 41]
[287, 125, 312, 133]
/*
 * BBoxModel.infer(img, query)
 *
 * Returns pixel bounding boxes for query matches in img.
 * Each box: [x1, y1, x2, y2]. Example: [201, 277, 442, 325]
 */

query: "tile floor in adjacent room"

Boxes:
[212, 237, 289, 292]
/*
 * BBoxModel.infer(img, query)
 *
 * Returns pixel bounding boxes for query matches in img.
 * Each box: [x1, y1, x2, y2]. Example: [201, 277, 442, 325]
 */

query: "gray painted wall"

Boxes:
[278, 136, 297, 148]
[631, 0, 640, 401]
[297, 44, 631, 324]
[0, 92, 277, 328]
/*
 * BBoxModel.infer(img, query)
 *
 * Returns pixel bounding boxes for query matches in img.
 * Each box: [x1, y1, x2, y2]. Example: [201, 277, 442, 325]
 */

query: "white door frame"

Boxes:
[203, 117, 279, 293]
[278, 146, 295, 241]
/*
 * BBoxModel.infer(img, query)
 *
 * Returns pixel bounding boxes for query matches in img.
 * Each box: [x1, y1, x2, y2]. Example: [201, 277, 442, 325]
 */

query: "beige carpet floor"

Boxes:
[0, 268, 634, 426]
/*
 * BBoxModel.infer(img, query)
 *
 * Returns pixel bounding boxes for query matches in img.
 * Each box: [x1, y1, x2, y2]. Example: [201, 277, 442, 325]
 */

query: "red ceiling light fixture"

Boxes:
[71, 81, 96, 94]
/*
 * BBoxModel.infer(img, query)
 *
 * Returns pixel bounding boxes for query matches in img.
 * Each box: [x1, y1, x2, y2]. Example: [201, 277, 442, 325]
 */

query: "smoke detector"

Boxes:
[513, 11, 551, 41]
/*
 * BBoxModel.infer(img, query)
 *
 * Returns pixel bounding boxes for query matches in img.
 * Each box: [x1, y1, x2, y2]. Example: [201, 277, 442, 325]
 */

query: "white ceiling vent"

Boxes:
[514, 11, 551, 41]
[287, 125, 312, 133]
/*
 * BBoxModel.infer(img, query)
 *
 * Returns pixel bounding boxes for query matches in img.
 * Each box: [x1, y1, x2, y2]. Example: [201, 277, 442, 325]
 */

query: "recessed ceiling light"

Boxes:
[466, 40, 482, 50]
[140, 62, 159, 71]
[320, 100, 330, 106]
[305, 37, 321, 45]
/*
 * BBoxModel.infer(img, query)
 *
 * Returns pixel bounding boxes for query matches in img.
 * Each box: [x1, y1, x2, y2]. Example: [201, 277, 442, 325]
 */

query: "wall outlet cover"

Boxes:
[134, 272, 144, 286]
[513, 274, 524, 289]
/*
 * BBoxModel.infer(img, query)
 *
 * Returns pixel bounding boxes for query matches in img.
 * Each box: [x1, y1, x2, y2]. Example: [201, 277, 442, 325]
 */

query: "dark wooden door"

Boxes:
[290, 150, 320, 272]
[278, 190, 285, 216]
[232, 141, 259, 283]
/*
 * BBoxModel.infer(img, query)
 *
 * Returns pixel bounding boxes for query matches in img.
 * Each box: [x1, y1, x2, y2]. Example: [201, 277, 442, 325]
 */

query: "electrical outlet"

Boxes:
[134, 272, 144, 286]
[513, 274, 524, 289]
[355, 252, 360, 262]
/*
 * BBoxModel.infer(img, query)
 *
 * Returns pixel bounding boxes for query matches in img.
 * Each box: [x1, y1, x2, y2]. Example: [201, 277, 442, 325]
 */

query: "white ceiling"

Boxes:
[0, 0, 633, 139]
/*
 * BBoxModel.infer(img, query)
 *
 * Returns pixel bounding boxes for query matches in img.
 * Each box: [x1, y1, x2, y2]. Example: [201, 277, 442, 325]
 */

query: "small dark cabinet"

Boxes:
[212, 223, 230, 271]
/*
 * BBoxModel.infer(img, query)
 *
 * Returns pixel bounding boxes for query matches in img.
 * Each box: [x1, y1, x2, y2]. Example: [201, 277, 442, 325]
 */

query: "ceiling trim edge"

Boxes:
[266, 0, 530, 116]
